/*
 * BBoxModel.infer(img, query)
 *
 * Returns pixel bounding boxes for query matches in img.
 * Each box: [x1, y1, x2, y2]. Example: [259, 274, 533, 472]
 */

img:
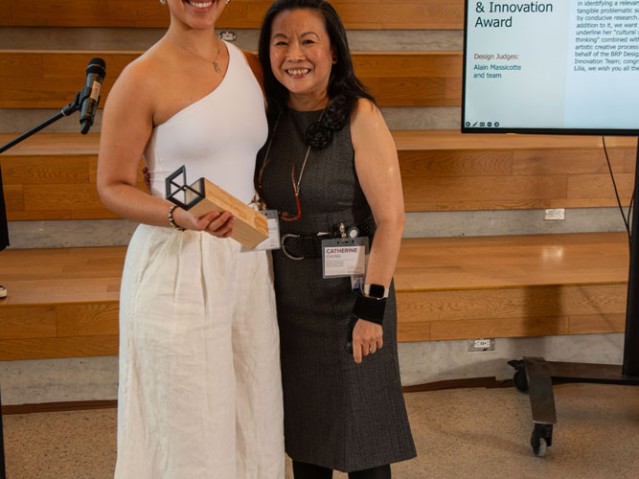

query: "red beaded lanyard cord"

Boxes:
[257, 109, 325, 222]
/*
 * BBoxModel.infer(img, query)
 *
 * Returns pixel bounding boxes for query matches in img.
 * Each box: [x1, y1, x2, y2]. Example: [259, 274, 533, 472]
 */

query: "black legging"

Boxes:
[292, 461, 391, 479]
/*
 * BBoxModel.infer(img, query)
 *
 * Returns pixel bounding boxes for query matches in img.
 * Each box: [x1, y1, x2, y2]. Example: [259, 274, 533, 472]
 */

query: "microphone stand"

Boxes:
[0, 84, 93, 479]
[0, 389, 4, 479]
[0, 85, 92, 155]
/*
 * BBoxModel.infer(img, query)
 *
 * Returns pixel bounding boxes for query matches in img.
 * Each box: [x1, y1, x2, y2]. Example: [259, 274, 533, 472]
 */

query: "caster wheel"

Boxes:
[531, 436, 547, 457]
[513, 368, 529, 393]
[531, 423, 553, 457]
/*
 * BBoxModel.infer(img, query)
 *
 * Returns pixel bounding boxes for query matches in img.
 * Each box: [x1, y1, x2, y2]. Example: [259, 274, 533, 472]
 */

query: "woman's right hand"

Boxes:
[173, 207, 234, 238]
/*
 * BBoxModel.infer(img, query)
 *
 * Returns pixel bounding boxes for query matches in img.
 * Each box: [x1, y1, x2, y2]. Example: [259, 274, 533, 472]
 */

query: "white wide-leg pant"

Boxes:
[114, 225, 284, 479]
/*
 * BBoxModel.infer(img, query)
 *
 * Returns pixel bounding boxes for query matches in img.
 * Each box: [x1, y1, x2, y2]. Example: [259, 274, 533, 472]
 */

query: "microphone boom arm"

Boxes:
[0, 86, 92, 155]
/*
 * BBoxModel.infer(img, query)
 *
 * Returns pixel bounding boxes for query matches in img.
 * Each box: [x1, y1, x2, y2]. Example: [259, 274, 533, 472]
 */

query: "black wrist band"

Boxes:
[352, 291, 387, 326]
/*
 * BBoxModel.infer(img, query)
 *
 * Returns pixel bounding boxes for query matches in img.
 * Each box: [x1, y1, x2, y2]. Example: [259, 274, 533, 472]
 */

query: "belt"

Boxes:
[280, 215, 376, 261]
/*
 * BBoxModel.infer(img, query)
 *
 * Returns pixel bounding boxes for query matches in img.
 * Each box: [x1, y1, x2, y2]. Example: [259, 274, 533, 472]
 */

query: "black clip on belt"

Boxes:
[280, 215, 376, 261]
[281, 233, 331, 261]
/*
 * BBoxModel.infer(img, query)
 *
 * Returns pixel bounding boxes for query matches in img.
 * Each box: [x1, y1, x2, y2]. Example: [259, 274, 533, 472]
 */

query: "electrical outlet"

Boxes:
[468, 338, 495, 352]
[544, 208, 565, 220]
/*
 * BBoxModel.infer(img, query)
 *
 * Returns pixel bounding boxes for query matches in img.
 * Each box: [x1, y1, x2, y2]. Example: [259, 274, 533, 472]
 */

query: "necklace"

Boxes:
[258, 108, 326, 222]
[212, 39, 222, 74]
[170, 36, 222, 73]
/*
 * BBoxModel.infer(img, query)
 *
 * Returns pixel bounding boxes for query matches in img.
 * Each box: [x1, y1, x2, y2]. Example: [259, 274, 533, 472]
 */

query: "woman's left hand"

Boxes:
[351, 319, 383, 364]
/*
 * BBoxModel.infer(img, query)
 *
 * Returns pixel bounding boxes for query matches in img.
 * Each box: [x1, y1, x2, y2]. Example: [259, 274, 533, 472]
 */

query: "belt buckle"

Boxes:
[281, 234, 305, 261]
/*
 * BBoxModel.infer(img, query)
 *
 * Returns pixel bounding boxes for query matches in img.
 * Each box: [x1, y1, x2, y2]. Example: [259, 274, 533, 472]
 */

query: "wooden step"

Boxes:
[395, 132, 637, 212]
[0, 246, 122, 360]
[0, 232, 630, 360]
[0, 50, 462, 109]
[395, 233, 629, 341]
[1, 131, 636, 221]
[0, 0, 464, 30]
[0, 133, 143, 221]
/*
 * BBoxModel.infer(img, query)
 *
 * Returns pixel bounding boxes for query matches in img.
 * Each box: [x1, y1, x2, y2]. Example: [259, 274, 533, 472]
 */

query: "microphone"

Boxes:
[79, 57, 106, 135]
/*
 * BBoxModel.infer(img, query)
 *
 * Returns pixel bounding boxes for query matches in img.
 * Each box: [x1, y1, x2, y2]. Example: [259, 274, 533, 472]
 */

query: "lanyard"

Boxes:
[257, 109, 325, 222]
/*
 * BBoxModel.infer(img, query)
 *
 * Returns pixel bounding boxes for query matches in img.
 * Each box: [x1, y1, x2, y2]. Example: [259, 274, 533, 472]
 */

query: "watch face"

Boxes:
[368, 284, 386, 299]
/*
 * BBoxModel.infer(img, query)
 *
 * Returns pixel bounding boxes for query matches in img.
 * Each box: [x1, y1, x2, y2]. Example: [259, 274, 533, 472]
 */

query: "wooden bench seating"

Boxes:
[1, 131, 635, 221]
[0, 0, 464, 30]
[0, 247, 121, 360]
[0, 232, 629, 360]
[0, 130, 633, 358]
[0, 50, 462, 109]
[396, 233, 629, 341]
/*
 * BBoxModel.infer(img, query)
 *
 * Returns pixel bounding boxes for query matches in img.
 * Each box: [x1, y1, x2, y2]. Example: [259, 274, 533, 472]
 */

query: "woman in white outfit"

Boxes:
[97, 1, 284, 477]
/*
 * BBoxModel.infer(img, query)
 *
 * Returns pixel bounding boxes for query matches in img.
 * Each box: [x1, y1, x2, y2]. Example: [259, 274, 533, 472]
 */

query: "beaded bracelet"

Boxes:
[168, 204, 185, 231]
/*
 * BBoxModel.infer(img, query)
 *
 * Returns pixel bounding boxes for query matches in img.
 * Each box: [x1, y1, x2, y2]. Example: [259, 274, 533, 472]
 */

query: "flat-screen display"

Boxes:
[462, 0, 639, 135]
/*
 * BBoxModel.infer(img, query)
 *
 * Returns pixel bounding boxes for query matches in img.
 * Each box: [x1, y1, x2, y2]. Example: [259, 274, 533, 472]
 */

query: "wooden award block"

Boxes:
[165, 166, 268, 249]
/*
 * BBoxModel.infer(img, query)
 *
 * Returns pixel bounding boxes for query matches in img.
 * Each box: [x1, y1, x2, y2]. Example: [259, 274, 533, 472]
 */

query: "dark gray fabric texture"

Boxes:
[258, 107, 416, 472]
[0, 164, 9, 250]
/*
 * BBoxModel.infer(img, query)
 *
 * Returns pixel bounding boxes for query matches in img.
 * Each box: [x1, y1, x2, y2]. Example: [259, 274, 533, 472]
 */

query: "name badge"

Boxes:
[242, 210, 280, 252]
[321, 237, 369, 278]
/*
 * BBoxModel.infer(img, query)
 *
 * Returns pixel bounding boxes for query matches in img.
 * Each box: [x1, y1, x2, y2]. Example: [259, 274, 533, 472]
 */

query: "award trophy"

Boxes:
[165, 166, 268, 249]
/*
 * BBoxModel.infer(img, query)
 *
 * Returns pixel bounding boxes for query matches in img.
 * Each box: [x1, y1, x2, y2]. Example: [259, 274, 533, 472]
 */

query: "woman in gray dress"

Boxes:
[256, 1, 416, 478]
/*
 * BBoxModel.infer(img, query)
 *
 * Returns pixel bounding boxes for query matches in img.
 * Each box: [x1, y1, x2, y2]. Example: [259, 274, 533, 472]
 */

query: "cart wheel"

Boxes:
[513, 368, 529, 393]
[530, 423, 553, 457]
[507, 360, 529, 392]
[531, 435, 547, 457]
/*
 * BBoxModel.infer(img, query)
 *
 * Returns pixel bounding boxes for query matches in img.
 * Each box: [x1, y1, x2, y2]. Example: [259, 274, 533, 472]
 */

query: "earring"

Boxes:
[160, 0, 166, 4]
[226, 0, 232, 3]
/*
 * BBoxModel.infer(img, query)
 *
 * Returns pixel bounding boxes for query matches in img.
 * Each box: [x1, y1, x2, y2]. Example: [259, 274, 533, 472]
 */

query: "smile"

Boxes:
[186, 0, 213, 8]
[286, 68, 311, 76]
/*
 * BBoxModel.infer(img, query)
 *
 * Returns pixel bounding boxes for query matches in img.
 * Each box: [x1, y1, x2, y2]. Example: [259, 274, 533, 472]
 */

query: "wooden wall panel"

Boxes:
[0, 300, 118, 360]
[396, 285, 628, 324]
[568, 313, 626, 335]
[0, 306, 58, 340]
[3, 156, 91, 185]
[395, 234, 630, 291]
[0, 234, 628, 359]
[3, 185, 24, 215]
[0, 336, 119, 360]
[0, 0, 464, 30]
[397, 283, 628, 342]
[398, 150, 514, 178]
[0, 51, 462, 109]
[56, 303, 120, 337]
[1, 131, 635, 220]
[512, 149, 632, 175]
[402, 175, 569, 212]
[395, 133, 636, 212]
[333, 1, 463, 30]
[24, 184, 108, 212]
[1, 148, 144, 221]
[567, 174, 635, 202]
[0, 51, 136, 109]
[356, 52, 462, 107]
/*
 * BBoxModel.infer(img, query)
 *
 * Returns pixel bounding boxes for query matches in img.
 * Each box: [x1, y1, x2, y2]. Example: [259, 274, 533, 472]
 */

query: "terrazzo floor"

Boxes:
[3, 383, 639, 479]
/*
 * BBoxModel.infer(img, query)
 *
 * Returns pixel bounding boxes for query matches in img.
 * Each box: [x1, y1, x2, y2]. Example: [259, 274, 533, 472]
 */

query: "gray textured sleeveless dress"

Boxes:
[259, 107, 416, 472]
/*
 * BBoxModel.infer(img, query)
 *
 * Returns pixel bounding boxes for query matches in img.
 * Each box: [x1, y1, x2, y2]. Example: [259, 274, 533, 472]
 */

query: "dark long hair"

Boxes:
[258, 0, 375, 148]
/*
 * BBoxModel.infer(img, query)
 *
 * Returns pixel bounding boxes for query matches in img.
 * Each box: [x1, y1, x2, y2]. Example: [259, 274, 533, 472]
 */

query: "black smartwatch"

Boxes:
[363, 283, 389, 300]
